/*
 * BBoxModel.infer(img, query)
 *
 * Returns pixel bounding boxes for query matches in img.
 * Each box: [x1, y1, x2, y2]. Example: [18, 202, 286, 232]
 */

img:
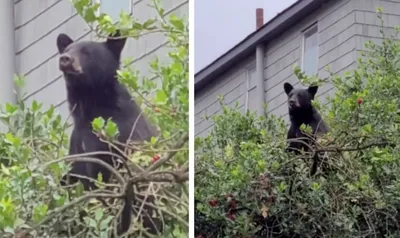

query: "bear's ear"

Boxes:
[283, 82, 294, 95]
[57, 33, 74, 53]
[106, 30, 127, 59]
[308, 85, 318, 97]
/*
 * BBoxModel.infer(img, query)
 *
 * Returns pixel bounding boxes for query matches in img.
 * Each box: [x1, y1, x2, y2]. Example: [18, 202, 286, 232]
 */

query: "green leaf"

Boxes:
[14, 74, 25, 88]
[150, 136, 158, 145]
[94, 208, 103, 221]
[5, 103, 18, 114]
[1, 164, 10, 176]
[156, 90, 168, 103]
[3, 227, 14, 235]
[100, 215, 113, 230]
[5, 133, 21, 147]
[92, 117, 106, 132]
[32, 204, 48, 223]
[104, 119, 119, 138]
[83, 217, 97, 228]
[32, 100, 41, 112]
[143, 18, 156, 29]
[169, 15, 184, 31]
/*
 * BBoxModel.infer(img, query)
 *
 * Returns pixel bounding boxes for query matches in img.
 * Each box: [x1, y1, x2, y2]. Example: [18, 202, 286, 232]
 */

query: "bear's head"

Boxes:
[56, 31, 126, 85]
[283, 82, 318, 113]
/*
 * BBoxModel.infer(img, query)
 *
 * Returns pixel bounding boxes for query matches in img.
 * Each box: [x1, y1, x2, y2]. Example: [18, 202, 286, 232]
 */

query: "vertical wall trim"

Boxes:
[0, 1, 16, 106]
[255, 8, 265, 116]
[255, 45, 265, 116]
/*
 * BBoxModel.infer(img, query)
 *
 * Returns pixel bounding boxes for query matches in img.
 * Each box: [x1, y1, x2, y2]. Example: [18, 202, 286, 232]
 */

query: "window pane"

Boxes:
[100, 0, 131, 22]
[248, 67, 257, 90]
[303, 26, 318, 76]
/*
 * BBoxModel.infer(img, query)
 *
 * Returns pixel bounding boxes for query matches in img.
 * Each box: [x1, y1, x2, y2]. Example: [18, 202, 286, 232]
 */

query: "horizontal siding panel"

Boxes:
[15, 0, 61, 28]
[24, 77, 66, 110]
[264, 55, 299, 92]
[319, 23, 361, 56]
[318, 49, 356, 79]
[265, 48, 300, 81]
[318, 35, 356, 70]
[133, 0, 187, 21]
[319, 11, 356, 45]
[246, 87, 259, 113]
[355, 35, 383, 50]
[15, 0, 77, 53]
[354, 0, 400, 15]
[265, 36, 300, 69]
[196, 71, 246, 115]
[125, 1, 188, 62]
[318, 0, 352, 32]
[127, 43, 171, 79]
[195, 55, 255, 111]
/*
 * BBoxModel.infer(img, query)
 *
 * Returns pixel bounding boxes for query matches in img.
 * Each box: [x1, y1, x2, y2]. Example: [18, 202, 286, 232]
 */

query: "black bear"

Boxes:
[56, 31, 162, 235]
[283, 82, 328, 176]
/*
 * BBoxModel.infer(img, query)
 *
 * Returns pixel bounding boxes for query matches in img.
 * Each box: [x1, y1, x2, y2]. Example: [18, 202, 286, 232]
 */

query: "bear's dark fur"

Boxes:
[283, 82, 328, 176]
[56, 32, 162, 236]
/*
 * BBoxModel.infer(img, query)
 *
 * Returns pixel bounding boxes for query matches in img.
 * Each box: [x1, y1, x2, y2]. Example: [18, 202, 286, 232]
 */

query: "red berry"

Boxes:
[151, 154, 161, 164]
[227, 213, 236, 220]
[230, 199, 237, 209]
[208, 199, 218, 207]
[357, 98, 363, 105]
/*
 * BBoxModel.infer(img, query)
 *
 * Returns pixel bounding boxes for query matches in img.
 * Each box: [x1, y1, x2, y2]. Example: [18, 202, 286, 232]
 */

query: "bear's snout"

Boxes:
[59, 54, 73, 69]
[59, 53, 81, 74]
[288, 99, 298, 109]
[289, 100, 296, 108]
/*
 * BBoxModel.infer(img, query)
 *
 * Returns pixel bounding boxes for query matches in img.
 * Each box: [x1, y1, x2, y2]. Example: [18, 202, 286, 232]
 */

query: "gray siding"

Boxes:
[194, 55, 255, 137]
[195, 0, 400, 137]
[14, 0, 188, 122]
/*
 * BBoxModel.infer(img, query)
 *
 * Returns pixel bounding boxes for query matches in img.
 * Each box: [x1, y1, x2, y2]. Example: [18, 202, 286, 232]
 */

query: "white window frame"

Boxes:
[94, 0, 133, 21]
[244, 65, 256, 112]
[301, 23, 319, 76]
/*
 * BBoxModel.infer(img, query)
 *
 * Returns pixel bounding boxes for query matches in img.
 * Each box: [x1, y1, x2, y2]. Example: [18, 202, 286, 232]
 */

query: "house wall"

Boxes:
[195, 0, 400, 137]
[14, 0, 188, 122]
[194, 55, 256, 137]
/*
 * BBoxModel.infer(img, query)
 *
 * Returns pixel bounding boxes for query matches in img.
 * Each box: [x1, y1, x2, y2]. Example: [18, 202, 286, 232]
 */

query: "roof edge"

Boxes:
[195, 0, 327, 92]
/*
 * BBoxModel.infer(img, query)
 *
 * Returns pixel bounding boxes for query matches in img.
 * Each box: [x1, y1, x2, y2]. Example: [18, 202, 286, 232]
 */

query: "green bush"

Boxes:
[195, 10, 400, 238]
[0, 0, 188, 237]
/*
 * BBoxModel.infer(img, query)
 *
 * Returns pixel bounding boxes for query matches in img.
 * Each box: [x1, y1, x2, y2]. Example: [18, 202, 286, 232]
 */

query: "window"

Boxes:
[302, 23, 318, 76]
[98, 0, 132, 22]
[245, 66, 257, 112]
